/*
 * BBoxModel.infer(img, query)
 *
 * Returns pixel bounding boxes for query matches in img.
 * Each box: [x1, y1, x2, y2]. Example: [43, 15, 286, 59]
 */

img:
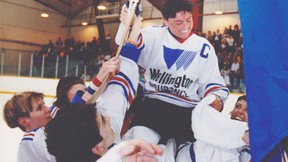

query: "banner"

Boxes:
[238, 0, 288, 161]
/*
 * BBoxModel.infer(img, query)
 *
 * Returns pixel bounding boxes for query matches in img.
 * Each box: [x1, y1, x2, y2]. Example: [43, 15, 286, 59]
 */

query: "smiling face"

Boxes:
[230, 99, 248, 122]
[164, 11, 193, 39]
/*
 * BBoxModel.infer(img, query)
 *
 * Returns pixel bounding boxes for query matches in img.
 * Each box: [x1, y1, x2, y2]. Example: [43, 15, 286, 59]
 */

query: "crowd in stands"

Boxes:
[200, 24, 244, 93]
[34, 36, 113, 80]
[40, 36, 112, 61]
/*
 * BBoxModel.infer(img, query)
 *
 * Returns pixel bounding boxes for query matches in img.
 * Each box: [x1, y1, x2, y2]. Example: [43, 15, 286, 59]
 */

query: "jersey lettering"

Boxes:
[149, 68, 193, 88]
[200, 43, 210, 58]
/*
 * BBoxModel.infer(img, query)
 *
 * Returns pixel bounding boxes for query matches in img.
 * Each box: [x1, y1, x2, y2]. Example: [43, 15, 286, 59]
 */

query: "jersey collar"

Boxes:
[168, 28, 193, 43]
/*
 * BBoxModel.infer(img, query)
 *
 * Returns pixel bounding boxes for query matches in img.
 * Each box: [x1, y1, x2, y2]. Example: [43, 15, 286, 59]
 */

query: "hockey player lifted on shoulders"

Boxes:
[116, 0, 229, 148]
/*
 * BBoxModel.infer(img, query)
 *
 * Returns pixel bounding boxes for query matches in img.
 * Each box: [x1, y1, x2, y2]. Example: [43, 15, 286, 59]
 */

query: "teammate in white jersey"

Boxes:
[175, 95, 250, 162]
[2, 57, 120, 162]
[230, 95, 251, 161]
[117, 0, 229, 145]
[3, 91, 57, 162]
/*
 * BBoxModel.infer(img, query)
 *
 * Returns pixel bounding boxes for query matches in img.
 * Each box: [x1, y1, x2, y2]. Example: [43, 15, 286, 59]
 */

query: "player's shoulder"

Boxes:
[21, 128, 44, 143]
[189, 34, 215, 53]
[50, 106, 60, 118]
[191, 33, 211, 44]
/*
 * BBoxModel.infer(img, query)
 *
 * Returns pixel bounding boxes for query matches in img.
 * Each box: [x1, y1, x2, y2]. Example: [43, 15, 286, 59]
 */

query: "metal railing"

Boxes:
[0, 52, 89, 80]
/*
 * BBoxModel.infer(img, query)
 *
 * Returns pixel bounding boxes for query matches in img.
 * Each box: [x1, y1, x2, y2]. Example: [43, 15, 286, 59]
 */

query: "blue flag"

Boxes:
[238, 0, 288, 161]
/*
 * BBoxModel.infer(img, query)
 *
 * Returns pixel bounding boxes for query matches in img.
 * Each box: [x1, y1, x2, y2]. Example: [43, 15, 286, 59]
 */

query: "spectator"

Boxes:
[226, 34, 235, 53]
[47, 40, 55, 55]
[104, 34, 112, 53]
[221, 65, 231, 90]
[90, 36, 99, 56]
[213, 29, 222, 52]
[230, 58, 240, 90]
[55, 37, 63, 53]
[232, 24, 241, 45]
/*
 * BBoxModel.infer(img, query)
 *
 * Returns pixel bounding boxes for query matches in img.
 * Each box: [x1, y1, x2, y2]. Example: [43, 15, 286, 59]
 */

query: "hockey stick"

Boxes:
[86, 0, 140, 104]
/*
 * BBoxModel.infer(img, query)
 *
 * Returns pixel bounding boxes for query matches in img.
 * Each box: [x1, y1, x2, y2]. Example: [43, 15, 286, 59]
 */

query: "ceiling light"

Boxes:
[214, 10, 223, 15]
[41, 12, 49, 18]
[97, 5, 106, 10]
[82, 21, 88, 26]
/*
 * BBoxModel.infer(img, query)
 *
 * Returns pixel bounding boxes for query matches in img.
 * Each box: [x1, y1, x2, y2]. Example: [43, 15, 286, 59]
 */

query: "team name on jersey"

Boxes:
[149, 68, 193, 97]
[150, 69, 193, 88]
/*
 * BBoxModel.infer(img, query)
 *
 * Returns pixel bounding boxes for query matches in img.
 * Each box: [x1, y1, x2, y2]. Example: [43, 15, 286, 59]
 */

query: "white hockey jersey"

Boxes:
[191, 95, 248, 162]
[96, 55, 139, 143]
[17, 128, 56, 162]
[136, 25, 229, 108]
[75, 45, 140, 143]
[17, 107, 59, 162]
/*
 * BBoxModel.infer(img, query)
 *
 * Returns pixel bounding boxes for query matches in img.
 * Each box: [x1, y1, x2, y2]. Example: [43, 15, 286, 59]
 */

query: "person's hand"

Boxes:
[117, 139, 163, 162]
[120, 5, 128, 25]
[242, 130, 249, 145]
[128, 15, 141, 43]
[97, 139, 163, 162]
[120, 2, 141, 23]
[118, 2, 142, 47]
[96, 57, 120, 82]
[209, 95, 223, 111]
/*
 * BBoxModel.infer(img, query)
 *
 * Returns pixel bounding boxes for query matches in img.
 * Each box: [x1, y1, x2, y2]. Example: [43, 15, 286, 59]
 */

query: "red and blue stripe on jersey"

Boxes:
[108, 71, 136, 105]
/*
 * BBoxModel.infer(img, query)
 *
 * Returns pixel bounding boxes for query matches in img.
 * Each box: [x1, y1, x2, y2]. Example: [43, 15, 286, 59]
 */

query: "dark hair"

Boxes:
[45, 103, 103, 162]
[161, 0, 193, 20]
[3, 91, 44, 132]
[237, 95, 246, 102]
[53, 76, 85, 108]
